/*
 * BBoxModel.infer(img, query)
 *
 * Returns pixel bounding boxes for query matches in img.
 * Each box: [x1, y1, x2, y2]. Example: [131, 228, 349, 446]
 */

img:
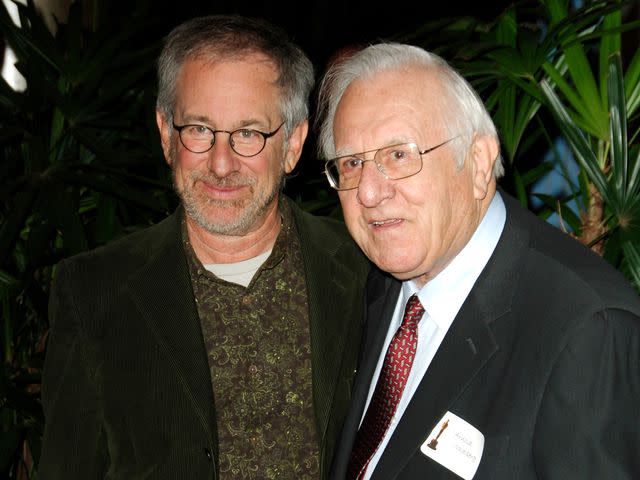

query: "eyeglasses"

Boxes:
[324, 138, 456, 191]
[172, 122, 285, 157]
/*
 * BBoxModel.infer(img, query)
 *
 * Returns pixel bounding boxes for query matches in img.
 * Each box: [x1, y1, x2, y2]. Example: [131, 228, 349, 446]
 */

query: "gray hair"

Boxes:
[316, 43, 504, 178]
[156, 15, 314, 139]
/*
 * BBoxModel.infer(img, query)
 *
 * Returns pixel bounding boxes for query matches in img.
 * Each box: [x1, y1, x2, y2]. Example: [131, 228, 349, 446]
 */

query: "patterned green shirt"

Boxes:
[183, 202, 320, 479]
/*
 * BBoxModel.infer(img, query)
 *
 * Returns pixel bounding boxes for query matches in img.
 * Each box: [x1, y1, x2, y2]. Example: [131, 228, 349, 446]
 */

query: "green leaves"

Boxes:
[538, 2, 640, 287]
[541, 78, 611, 202]
[625, 47, 640, 115]
[0, 1, 173, 477]
[403, 0, 639, 289]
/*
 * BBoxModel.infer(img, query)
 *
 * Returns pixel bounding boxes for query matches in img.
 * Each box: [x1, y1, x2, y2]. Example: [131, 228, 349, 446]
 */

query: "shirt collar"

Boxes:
[181, 197, 293, 279]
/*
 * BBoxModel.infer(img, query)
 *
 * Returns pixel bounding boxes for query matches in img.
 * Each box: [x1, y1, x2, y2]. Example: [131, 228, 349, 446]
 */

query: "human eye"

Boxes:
[339, 156, 362, 172]
[386, 145, 413, 163]
[184, 125, 211, 138]
[234, 129, 261, 143]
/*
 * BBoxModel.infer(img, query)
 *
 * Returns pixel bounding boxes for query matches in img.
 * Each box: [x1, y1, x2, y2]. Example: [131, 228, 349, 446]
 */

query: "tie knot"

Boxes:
[404, 294, 425, 325]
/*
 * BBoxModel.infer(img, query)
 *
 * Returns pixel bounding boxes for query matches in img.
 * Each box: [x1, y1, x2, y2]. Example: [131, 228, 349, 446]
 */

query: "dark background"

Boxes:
[103, 0, 513, 78]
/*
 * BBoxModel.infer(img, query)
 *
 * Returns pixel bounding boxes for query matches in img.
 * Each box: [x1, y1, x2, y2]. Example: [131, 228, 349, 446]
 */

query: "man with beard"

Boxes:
[39, 15, 369, 479]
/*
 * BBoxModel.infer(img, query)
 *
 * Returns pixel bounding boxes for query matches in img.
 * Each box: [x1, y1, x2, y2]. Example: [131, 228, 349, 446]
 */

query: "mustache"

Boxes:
[188, 170, 256, 188]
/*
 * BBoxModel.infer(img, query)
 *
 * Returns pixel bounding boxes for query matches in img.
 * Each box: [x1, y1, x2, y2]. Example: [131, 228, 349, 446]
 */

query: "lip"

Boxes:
[368, 218, 404, 229]
[199, 179, 248, 198]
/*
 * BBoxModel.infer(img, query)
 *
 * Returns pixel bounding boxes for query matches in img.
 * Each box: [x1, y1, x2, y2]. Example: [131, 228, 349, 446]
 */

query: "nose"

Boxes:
[356, 160, 394, 207]
[206, 134, 240, 177]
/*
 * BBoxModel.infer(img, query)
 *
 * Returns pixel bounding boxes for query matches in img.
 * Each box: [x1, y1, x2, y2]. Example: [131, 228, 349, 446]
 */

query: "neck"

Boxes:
[186, 202, 282, 264]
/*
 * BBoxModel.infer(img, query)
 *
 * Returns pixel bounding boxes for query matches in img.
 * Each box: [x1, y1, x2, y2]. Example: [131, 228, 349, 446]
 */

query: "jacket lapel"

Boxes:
[373, 292, 501, 478]
[330, 270, 400, 476]
[357, 272, 401, 408]
[292, 201, 368, 472]
[124, 212, 217, 448]
[372, 193, 529, 478]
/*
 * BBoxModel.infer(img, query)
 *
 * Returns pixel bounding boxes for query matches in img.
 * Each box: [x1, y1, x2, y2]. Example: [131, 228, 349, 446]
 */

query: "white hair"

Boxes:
[316, 43, 504, 177]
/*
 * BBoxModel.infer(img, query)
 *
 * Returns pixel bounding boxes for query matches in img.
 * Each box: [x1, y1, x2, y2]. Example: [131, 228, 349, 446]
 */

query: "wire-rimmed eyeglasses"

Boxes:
[324, 137, 457, 191]
[172, 122, 285, 157]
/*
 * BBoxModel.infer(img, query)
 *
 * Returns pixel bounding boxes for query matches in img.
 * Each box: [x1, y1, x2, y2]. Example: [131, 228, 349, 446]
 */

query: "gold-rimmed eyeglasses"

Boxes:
[324, 137, 457, 191]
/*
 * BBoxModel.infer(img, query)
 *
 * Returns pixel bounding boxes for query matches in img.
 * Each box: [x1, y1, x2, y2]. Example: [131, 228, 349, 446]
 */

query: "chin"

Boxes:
[382, 253, 427, 278]
[370, 255, 409, 275]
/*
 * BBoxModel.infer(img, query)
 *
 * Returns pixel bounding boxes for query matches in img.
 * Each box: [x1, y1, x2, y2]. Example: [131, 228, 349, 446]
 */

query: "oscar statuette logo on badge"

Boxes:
[421, 411, 484, 480]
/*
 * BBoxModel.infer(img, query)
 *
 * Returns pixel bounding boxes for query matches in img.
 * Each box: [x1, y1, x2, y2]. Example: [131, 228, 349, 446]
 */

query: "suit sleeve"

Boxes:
[39, 261, 108, 479]
[533, 308, 640, 479]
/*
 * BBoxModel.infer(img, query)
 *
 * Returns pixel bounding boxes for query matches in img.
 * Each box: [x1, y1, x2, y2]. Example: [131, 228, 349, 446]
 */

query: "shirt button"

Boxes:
[204, 448, 212, 462]
[242, 296, 251, 305]
[248, 365, 258, 375]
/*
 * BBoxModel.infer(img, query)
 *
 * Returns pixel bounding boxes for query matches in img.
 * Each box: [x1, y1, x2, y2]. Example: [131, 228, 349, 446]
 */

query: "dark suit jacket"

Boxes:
[40, 198, 370, 479]
[331, 192, 640, 479]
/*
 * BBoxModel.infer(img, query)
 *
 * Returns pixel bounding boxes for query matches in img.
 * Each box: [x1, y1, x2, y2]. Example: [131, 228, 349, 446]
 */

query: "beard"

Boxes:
[177, 170, 283, 236]
[167, 138, 286, 236]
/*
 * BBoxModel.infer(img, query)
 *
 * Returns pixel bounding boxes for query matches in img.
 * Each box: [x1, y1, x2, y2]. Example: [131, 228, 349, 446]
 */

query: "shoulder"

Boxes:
[501, 192, 640, 317]
[288, 198, 351, 237]
[54, 212, 181, 282]
[286, 197, 370, 272]
[287, 198, 357, 248]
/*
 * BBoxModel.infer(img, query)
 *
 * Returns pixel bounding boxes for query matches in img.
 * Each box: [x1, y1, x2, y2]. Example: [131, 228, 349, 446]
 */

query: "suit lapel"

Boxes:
[305, 246, 355, 425]
[358, 272, 401, 404]
[372, 193, 529, 479]
[124, 212, 216, 446]
[331, 270, 400, 475]
[292, 202, 368, 470]
[373, 292, 500, 478]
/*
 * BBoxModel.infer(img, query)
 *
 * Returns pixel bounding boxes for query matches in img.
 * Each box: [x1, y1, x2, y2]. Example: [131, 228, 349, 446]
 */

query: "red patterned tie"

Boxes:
[346, 294, 425, 479]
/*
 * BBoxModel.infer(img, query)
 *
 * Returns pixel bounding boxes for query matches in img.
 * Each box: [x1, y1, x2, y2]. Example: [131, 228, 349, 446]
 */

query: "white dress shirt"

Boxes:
[360, 192, 506, 479]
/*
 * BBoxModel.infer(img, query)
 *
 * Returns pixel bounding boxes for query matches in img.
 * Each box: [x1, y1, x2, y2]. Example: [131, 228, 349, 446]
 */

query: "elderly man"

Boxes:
[39, 15, 369, 479]
[317, 43, 640, 480]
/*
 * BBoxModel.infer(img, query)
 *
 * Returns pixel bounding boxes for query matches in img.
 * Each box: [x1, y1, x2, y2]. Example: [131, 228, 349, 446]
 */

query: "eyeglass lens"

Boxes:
[328, 143, 422, 190]
[178, 126, 268, 156]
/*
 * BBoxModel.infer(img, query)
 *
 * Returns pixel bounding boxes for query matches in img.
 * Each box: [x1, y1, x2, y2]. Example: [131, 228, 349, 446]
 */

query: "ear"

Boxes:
[283, 120, 309, 174]
[470, 134, 499, 200]
[156, 109, 173, 166]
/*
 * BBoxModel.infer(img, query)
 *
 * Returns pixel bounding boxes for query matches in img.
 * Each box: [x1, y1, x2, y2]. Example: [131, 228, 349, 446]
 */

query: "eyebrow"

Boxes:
[178, 114, 269, 130]
[179, 114, 211, 124]
[334, 138, 415, 158]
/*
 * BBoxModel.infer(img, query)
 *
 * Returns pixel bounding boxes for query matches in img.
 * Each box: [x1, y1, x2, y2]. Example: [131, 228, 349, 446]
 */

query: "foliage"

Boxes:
[0, 0, 638, 478]
[400, 0, 640, 289]
[538, 0, 640, 280]
[0, 1, 172, 477]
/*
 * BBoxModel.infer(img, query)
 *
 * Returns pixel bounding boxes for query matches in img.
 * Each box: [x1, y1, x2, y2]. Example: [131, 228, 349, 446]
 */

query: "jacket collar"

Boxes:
[289, 199, 368, 473]
[124, 210, 218, 454]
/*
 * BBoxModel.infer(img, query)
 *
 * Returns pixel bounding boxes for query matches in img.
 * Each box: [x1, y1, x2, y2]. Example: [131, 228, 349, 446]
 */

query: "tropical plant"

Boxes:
[538, 0, 640, 283]
[401, 0, 640, 290]
[0, 1, 172, 477]
[1, 0, 638, 478]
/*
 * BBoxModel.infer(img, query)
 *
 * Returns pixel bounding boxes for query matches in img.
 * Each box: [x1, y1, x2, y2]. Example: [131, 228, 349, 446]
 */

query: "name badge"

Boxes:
[420, 411, 484, 480]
